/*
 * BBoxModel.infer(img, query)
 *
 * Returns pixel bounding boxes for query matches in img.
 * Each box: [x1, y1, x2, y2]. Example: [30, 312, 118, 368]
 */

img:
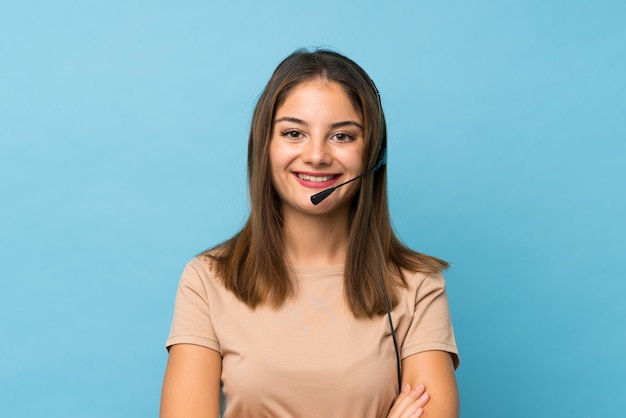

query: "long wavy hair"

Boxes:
[206, 48, 447, 318]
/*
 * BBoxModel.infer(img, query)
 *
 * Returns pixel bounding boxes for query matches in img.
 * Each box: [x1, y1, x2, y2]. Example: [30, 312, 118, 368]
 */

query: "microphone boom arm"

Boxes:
[310, 166, 376, 205]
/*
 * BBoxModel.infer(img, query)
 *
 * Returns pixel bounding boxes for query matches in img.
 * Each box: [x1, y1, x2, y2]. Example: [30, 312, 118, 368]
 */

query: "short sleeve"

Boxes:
[165, 260, 221, 353]
[401, 271, 459, 368]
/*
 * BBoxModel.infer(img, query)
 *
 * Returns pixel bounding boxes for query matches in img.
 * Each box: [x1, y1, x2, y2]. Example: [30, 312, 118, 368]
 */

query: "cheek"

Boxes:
[269, 141, 298, 172]
[268, 142, 280, 173]
[346, 146, 365, 173]
[268, 144, 289, 186]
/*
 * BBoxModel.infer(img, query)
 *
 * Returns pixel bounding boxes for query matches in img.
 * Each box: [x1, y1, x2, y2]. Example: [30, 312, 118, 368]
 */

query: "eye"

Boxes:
[332, 132, 356, 143]
[281, 130, 304, 140]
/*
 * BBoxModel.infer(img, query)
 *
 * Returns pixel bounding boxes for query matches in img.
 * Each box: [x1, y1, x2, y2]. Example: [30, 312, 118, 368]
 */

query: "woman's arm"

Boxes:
[401, 350, 459, 418]
[160, 344, 222, 418]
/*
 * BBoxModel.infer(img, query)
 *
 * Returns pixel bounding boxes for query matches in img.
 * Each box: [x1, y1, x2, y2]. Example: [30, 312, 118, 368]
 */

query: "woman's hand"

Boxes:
[387, 384, 430, 418]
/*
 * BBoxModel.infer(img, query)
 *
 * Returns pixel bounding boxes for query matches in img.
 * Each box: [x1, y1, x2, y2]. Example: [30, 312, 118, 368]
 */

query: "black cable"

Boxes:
[370, 227, 402, 393]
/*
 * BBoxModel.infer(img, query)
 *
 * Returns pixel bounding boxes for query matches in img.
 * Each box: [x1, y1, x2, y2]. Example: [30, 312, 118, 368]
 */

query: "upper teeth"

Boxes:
[297, 173, 334, 182]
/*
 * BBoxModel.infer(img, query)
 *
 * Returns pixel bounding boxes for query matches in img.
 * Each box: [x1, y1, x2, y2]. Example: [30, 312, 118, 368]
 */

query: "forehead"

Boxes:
[275, 79, 361, 120]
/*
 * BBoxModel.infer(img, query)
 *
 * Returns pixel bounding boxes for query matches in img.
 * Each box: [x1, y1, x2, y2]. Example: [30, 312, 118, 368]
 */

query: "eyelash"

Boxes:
[282, 130, 304, 139]
[280, 130, 356, 143]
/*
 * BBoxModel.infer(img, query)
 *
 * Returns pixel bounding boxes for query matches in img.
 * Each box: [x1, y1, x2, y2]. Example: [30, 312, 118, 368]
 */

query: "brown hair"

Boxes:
[206, 48, 447, 318]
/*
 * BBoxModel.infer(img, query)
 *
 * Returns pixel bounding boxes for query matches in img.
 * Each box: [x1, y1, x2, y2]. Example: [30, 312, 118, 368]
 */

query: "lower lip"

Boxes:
[293, 174, 340, 189]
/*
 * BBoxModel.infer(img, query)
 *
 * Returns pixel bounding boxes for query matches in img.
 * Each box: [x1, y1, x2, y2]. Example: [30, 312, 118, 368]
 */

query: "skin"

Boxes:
[398, 351, 459, 417]
[160, 78, 458, 417]
[388, 384, 430, 418]
[269, 78, 365, 265]
[160, 344, 221, 417]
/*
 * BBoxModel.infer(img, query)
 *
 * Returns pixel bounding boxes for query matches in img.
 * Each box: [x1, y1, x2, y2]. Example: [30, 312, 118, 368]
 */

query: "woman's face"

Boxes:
[269, 78, 365, 217]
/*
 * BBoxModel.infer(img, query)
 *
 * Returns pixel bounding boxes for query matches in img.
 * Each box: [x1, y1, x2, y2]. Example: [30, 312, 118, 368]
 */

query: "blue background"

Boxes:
[1, 1, 624, 416]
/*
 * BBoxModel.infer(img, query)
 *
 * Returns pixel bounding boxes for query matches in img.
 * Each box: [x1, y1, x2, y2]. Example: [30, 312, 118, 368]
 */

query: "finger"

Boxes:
[387, 384, 412, 417]
[403, 387, 429, 418]
[399, 405, 423, 418]
[412, 393, 430, 408]
[388, 384, 428, 418]
[412, 386, 429, 409]
[396, 386, 430, 418]
[411, 384, 426, 398]
[408, 407, 424, 418]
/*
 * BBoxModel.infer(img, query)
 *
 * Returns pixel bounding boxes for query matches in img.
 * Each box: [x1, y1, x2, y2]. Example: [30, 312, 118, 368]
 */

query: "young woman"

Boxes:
[161, 49, 459, 418]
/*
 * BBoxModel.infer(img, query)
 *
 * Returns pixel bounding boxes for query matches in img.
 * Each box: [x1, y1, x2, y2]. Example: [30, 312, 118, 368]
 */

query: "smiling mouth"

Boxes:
[296, 173, 337, 182]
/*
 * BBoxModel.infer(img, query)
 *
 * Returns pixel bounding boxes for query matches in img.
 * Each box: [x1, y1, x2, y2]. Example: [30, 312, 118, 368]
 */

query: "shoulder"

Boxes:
[184, 254, 214, 275]
[401, 268, 447, 291]
[396, 268, 450, 313]
[177, 255, 222, 291]
[389, 245, 449, 287]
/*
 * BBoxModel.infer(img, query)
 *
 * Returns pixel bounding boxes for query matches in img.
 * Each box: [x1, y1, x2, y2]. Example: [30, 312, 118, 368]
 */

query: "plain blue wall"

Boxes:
[1, 1, 624, 416]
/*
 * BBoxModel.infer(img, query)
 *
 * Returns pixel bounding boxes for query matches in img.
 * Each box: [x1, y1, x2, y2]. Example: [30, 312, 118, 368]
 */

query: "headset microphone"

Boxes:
[310, 147, 387, 205]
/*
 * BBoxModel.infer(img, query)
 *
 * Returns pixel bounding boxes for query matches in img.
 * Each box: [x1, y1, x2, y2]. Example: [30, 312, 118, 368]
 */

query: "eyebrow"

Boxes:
[273, 116, 363, 130]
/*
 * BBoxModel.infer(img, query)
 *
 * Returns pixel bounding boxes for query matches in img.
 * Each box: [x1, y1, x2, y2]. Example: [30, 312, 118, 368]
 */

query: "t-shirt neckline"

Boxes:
[291, 264, 344, 275]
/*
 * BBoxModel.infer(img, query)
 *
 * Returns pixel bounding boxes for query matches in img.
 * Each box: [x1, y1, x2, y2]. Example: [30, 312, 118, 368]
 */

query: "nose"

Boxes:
[302, 138, 332, 166]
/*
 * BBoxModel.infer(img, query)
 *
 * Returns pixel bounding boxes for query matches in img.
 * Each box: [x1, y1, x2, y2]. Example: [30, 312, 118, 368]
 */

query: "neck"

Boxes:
[281, 207, 351, 267]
